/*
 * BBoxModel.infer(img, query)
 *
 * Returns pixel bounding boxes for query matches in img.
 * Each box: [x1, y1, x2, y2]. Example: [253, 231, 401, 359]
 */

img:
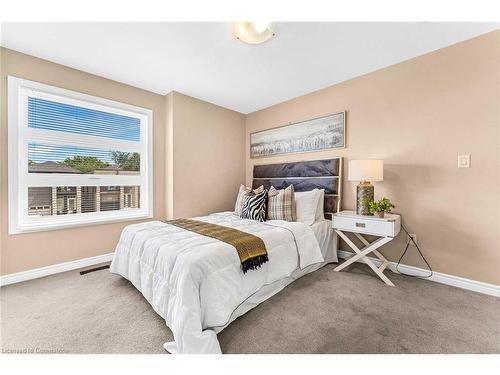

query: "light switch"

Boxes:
[458, 154, 471, 168]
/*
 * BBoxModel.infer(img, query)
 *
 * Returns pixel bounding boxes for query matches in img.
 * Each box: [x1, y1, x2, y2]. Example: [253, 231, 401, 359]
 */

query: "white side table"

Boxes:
[332, 210, 401, 286]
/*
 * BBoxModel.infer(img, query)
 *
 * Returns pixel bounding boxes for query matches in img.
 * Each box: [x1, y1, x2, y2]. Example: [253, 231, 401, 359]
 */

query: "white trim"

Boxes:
[16, 212, 151, 234]
[24, 174, 142, 187]
[0, 252, 115, 287]
[337, 250, 500, 297]
[8, 76, 154, 234]
[8, 76, 21, 237]
[13, 78, 152, 116]
[1, 249, 498, 298]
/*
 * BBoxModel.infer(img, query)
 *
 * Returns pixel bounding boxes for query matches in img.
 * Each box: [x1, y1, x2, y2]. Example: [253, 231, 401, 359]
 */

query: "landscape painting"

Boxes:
[250, 111, 345, 158]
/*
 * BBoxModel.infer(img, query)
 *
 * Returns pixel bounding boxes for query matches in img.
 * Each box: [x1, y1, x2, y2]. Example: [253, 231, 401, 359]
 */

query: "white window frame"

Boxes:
[8, 76, 154, 234]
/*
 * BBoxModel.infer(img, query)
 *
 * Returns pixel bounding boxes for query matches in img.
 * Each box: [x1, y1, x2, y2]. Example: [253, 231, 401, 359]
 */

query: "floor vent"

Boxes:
[79, 265, 110, 275]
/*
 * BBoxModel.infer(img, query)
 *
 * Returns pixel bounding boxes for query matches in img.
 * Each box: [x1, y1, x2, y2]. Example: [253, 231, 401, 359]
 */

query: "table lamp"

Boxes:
[348, 160, 384, 215]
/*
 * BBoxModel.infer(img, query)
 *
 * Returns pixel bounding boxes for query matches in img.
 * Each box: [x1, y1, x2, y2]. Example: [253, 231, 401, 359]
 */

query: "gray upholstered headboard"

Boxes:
[252, 158, 343, 220]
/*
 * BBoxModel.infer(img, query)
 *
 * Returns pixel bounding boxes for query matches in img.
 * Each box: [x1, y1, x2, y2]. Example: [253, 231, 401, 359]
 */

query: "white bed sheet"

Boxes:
[110, 212, 329, 354]
[214, 219, 338, 337]
[310, 219, 337, 263]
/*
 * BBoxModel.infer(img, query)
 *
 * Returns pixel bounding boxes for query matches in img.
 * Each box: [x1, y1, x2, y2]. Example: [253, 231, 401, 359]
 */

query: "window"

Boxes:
[8, 77, 153, 234]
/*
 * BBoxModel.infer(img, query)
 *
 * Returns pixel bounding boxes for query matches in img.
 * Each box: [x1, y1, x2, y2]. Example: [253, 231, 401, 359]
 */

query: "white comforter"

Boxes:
[110, 212, 323, 354]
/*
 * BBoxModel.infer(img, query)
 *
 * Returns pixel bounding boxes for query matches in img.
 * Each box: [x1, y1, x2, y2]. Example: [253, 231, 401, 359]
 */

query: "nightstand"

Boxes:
[332, 210, 401, 286]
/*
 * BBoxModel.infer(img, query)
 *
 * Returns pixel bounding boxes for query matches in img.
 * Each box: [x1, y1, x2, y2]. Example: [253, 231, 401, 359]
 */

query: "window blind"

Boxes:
[28, 97, 141, 141]
[27, 185, 141, 217]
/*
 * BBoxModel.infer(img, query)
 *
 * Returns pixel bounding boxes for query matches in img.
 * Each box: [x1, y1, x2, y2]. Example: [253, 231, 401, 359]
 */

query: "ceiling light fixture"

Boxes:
[231, 22, 276, 45]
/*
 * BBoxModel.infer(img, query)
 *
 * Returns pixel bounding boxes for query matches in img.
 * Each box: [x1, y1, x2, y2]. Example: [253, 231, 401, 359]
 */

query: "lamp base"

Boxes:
[356, 181, 374, 215]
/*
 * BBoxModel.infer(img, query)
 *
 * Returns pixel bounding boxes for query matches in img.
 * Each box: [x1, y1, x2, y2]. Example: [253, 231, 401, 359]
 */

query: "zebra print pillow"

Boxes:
[234, 184, 264, 216]
[241, 189, 268, 222]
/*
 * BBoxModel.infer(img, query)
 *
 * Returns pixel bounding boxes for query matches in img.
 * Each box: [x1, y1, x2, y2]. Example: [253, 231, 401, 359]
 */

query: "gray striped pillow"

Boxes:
[267, 185, 296, 221]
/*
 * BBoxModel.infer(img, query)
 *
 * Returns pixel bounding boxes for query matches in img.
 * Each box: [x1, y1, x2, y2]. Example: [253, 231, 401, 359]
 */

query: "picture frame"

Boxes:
[250, 111, 346, 159]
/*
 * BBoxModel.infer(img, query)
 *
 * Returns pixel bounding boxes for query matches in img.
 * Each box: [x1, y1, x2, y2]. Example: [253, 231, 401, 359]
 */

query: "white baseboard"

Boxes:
[2, 250, 498, 298]
[337, 250, 500, 298]
[0, 252, 114, 287]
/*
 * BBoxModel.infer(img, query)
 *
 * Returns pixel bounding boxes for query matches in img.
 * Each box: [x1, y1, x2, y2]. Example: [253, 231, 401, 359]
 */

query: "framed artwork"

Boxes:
[250, 111, 345, 158]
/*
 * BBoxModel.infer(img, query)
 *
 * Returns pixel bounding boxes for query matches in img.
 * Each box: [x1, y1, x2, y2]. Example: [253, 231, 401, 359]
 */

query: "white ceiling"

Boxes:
[1, 22, 498, 113]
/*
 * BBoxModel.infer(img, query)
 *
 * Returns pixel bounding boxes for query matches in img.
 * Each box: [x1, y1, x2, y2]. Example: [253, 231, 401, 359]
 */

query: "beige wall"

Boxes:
[165, 92, 174, 219]
[0, 48, 167, 275]
[0, 50, 247, 276]
[167, 92, 246, 219]
[245, 31, 500, 285]
[2, 31, 498, 285]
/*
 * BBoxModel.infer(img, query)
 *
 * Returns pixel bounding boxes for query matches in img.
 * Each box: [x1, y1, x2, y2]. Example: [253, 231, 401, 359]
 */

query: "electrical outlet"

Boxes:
[458, 154, 470, 168]
[407, 233, 417, 246]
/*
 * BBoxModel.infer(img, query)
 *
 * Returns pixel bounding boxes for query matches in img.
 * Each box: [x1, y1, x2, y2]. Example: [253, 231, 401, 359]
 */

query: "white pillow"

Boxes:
[295, 189, 322, 225]
[315, 189, 325, 221]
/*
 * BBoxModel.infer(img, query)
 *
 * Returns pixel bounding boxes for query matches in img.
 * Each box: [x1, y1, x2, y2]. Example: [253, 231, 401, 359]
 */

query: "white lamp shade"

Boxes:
[348, 160, 384, 182]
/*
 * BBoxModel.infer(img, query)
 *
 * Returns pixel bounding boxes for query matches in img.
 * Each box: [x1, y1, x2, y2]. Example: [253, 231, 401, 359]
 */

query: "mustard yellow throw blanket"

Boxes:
[167, 219, 269, 273]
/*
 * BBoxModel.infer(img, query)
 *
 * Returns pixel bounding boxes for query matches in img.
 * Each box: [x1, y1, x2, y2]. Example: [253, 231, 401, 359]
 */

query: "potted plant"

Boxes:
[368, 197, 395, 218]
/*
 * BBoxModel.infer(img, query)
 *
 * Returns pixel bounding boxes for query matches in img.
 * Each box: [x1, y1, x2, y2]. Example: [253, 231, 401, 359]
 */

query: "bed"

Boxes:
[110, 158, 342, 354]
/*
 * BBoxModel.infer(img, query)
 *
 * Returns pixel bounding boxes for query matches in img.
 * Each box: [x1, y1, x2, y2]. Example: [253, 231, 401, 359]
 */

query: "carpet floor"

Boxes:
[1, 262, 499, 354]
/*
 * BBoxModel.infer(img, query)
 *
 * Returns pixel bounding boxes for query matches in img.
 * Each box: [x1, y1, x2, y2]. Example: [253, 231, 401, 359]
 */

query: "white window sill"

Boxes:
[9, 212, 154, 235]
